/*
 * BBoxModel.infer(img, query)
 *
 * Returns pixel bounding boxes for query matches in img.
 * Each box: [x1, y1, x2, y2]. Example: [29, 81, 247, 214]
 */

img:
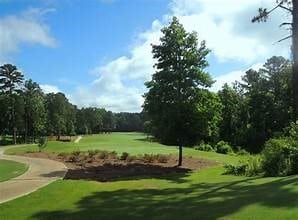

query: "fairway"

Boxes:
[0, 159, 28, 182]
[5, 133, 238, 164]
[1, 133, 298, 220]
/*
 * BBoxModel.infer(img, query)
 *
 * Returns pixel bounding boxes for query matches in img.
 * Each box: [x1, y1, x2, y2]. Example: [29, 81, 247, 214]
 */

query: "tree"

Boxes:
[0, 64, 24, 144]
[143, 17, 213, 166]
[252, 0, 298, 120]
[218, 83, 241, 145]
[23, 79, 46, 142]
[45, 93, 72, 139]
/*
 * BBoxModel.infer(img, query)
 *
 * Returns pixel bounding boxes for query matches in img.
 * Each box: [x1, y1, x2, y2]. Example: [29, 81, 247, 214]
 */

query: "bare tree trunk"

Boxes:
[292, 0, 298, 120]
[178, 145, 183, 166]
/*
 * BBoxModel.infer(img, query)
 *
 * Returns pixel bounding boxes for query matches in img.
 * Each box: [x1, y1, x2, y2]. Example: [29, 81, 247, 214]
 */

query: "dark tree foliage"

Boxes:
[218, 56, 294, 153]
[143, 17, 213, 166]
[0, 64, 24, 144]
[252, 0, 298, 120]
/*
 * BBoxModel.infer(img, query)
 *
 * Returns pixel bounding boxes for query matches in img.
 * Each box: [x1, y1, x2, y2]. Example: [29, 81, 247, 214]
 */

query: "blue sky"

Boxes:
[0, 0, 291, 112]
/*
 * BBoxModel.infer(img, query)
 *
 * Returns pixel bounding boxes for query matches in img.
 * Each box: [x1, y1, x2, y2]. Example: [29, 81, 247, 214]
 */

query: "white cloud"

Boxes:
[70, 0, 291, 112]
[211, 63, 263, 92]
[69, 20, 163, 112]
[40, 84, 60, 94]
[0, 8, 56, 62]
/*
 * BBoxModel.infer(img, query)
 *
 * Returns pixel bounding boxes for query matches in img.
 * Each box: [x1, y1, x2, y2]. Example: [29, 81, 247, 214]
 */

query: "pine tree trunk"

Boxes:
[292, 0, 298, 120]
[178, 145, 183, 166]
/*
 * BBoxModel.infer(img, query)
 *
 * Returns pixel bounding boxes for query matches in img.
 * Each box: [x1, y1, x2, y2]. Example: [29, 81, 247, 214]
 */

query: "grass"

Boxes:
[0, 159, 28, 182]
[5, 132, 239, 164]
[1, 132, 298, 219]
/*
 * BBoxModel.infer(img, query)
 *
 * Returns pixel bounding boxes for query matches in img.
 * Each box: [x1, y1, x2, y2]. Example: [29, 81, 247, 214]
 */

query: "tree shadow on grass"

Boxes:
[32, 175, 298, 220]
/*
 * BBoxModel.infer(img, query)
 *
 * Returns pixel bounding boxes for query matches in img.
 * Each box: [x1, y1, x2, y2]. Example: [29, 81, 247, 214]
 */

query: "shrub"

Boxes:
[157, 154, 170, 163]
[67, 155, 76, 162]
[246, 156, 262, 176]
[98, 151, 109, 159]
[120, 152, 129, 160]
[262, 138, 298, 176]
[87, 150, 95, 157]
[289, 121, 298, 140]
[126, 155, 137, 162]
[194, 143, 214, 152]
[236, 149, 249, 156]
[215, 141, 233, 154]
[109, 151, 118, 159]
[224, 156, 262, 176]
[58, 152, 67, 158]
[143, 154, 156, 163]
[37, 137, 48, 152]
[72, 150, 81, 157]
[224, 163, 247, 176]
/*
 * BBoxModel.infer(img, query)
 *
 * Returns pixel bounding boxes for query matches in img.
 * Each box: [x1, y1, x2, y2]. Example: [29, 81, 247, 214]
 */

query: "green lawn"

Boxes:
[0, 159, 28, 182]
[5, 132, 239, 164]
[1, 133, 298, 219]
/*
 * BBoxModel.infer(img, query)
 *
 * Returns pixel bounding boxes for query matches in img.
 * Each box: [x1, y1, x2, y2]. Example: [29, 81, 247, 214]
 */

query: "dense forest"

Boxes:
[0, 64, 143, 144]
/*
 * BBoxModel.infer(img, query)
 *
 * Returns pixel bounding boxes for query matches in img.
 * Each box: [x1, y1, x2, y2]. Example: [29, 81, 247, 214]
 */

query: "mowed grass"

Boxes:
[5, 132, 239, 164]
[1, 133, 298, 219]
[0, 159, 28, 182]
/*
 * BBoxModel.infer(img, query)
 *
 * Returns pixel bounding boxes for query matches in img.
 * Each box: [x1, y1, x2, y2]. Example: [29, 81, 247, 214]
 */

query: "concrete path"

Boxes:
[0, 145, 67, 204]
[74, 135, 82, 143]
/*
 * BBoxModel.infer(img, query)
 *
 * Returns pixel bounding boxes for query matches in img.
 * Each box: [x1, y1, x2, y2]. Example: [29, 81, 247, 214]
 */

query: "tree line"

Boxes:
[143, 18, 295, 167]
[0, 64, 143, 144]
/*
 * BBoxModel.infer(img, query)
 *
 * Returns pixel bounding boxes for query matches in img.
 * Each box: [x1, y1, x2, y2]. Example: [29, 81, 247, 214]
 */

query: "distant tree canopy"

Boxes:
[0, 64, 143, 144]
[218, 56, 294, 153]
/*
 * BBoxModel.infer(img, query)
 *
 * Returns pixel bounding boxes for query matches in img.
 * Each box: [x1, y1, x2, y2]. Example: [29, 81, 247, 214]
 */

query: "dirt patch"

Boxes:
[21, 152, 217, 182]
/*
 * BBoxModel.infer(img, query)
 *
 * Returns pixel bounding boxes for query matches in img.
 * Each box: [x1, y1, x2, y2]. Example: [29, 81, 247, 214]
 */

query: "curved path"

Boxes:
[0, 145, 67, 204]
[74, 135, 82, 143]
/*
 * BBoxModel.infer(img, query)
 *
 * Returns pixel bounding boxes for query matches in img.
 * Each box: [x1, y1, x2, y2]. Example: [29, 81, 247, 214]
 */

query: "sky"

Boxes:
[0, 0, 292, 112]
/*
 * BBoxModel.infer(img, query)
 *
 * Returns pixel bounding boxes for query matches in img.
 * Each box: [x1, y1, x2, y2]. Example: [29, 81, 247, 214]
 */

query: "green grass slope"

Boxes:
[1, 133, 297, 219]
[0, 159, 28, 182]
[5, 132, 238, 164]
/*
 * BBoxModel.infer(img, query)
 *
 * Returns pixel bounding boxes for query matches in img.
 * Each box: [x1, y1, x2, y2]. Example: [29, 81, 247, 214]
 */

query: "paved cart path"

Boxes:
[0, 145, 67, 204]
[74, 136, 82, 143]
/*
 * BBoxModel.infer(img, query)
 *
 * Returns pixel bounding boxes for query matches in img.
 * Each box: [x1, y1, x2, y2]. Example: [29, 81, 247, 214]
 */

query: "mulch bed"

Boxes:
[22, 152, 218, 182]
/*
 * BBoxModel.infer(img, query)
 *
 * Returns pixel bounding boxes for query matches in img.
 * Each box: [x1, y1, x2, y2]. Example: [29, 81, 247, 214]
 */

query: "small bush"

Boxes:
[72, 150, 81, 157]
[224, 163, 247, 176]
[58, 152, 67, 158]
[37, 137, 48, 152]
[215, 141, 233, 154]
[120, 152, 129, 160]
[87, 150, 97, 158]
[109, 151, 118, 159]
[236, 149, 249, 156]
[98, 151, 109, 159]
[246, 156, 262, 176]
[224, 156, 262, 176]
[67, 155, 77, 162]
[194, 143, 214, 152]
[156, 154, 170, 163]
[143, 154, 156, 163]
[262, 138, 298, 176]
[126, 155, 137, 162]
[289, 121, 298, 140]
